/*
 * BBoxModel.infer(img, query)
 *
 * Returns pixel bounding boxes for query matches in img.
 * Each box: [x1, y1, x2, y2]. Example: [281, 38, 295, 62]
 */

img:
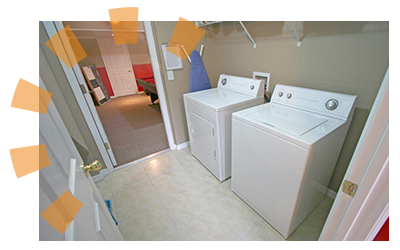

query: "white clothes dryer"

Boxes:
[231, 84, 357, 239]
[184, 74, 264, 181]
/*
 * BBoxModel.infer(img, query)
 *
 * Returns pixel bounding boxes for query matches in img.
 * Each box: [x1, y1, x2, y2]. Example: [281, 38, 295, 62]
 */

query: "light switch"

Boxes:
[167, 70, 174, 80]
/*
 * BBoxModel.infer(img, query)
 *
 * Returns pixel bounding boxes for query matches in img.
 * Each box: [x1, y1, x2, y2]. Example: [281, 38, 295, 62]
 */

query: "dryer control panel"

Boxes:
[271, 84, 357, 120]
[217, 74, 263, 98]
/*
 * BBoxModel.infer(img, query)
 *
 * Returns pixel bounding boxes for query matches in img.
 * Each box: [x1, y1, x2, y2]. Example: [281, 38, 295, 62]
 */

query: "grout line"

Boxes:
[143, 161, 183, 241]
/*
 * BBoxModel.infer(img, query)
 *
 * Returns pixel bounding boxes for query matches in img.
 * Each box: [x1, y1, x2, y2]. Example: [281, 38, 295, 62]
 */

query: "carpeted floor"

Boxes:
[96, 93, 169, 166]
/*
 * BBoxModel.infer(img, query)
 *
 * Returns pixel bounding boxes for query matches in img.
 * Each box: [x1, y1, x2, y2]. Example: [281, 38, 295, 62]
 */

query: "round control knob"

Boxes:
[250, 85, 255, 90]
[287, 93, 292, 99]
[325, 98, 339, 110]
[221, 78, 227, 85]
[278, 92, 283, 97]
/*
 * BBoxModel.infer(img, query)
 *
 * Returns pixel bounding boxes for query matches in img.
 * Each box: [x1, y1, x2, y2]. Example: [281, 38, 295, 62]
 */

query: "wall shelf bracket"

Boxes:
[291, 21, 302, 47]
[239, 21, 256, 48]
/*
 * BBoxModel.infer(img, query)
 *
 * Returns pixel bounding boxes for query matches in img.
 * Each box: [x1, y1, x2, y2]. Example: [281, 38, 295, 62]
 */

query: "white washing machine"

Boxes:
[184, 74, 264, 181]
[231, 84, 357, 239]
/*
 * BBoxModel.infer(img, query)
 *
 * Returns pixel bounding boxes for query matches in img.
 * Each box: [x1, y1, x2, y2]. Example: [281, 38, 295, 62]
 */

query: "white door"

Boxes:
[39, 78, 123, 241]
[97, 38, 138, 97]
[319, 67, 389, 241]
[188, 111, 216, 160]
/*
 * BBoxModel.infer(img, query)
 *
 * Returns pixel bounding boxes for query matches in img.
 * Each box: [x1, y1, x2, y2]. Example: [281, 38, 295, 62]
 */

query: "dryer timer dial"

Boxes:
[325, 98, 339, 110]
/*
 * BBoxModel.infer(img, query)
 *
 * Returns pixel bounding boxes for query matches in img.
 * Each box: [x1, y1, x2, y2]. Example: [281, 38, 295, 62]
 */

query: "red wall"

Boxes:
[97, 64, 154, 96]
[373, 218, 389, 241]
[97, 67, 114, 96]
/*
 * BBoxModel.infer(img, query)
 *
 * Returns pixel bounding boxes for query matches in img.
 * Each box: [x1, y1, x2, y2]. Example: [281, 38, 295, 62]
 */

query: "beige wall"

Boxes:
[152, 21, 389, 192]
[151, 21, 219, 145]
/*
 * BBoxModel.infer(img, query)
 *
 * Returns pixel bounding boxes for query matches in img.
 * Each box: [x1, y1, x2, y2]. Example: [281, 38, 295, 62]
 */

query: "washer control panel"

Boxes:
[271, 84, 357, 120]
[217, 74, 264, 98]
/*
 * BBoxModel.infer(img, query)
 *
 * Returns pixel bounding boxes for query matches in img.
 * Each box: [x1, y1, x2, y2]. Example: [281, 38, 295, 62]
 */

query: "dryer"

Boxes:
[184, 74, 264, 181]
[231, 84, 357, 239]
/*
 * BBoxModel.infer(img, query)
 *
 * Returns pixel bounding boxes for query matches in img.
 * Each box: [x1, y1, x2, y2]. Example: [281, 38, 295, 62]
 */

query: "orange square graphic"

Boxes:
[41, 190, 83, 234]
[45, 25, 87, 69]
[109, 7, 139, 45]
[167, 17, 206, 60]
[11, 79, 53, 114]
[10, 144, 51, 178]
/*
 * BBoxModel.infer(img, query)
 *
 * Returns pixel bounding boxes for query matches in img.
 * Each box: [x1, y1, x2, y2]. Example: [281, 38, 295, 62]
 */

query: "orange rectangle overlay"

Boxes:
[41, 190, 83, 234]
[11, 79, 53, 114]
[45, 25, 87, 69]
[10, 144, 51, 178]
[167, 17, 206, 60]
[109, 7, 139, 45]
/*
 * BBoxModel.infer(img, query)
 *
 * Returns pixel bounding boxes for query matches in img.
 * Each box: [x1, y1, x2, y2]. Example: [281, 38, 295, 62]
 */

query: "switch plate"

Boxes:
[167, 70, 174, 80]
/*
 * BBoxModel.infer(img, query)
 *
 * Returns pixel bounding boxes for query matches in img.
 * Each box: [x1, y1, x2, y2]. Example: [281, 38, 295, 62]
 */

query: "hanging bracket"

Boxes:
[291, 21, 302, 47]
[239, 21, 256, 48]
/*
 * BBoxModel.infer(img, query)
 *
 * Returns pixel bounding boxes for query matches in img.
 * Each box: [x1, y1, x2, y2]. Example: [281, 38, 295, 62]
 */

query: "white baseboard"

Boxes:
[176, 141, 190, 150]
[92, 174, 104, 183]
[92, 169, 110, 183]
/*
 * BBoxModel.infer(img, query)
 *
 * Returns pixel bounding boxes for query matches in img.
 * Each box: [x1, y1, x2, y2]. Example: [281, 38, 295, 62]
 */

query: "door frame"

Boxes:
[96, 38, 138, 97]
[143, 21, 175, 150]
[42, 21, 117, 173]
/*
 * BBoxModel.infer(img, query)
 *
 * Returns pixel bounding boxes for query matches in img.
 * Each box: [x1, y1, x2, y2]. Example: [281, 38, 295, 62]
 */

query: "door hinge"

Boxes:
[80, 84, 87, 94]
[342, 180, 358, 197]
[104, 142, 110, 150]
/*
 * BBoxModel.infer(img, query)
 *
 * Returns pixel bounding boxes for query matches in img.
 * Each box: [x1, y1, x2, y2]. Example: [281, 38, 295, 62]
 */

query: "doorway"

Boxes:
[95, 93, 169, 165]
[64, 21, 170, 166]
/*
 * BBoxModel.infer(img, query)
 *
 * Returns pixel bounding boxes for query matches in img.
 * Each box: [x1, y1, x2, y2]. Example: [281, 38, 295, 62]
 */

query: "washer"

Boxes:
[184, 74, 264, 181]
[231, 84, 357, 239]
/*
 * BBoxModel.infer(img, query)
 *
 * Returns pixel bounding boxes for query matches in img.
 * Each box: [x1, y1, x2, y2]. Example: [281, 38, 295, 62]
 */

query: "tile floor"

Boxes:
[95, 147, 334, 241]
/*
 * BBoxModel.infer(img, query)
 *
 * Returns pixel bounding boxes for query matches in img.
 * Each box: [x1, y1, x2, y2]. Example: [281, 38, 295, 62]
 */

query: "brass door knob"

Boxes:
[80, 160, 102, 176]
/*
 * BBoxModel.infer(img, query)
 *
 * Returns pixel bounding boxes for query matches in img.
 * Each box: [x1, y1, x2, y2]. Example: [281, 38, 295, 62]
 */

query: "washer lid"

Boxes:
[245, 104, 328, 136]
[184, 88, 255, 110]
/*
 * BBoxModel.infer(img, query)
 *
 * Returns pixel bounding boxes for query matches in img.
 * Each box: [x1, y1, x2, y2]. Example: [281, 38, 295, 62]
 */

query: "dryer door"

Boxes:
[188, 111, 216, 160]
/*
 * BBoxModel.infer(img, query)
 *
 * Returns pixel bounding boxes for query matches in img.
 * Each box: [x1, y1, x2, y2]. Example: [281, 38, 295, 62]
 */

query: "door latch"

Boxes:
[342, 180, 358, 197]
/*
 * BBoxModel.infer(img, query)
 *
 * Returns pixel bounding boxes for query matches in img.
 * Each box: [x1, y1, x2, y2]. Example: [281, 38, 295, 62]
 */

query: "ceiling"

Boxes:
[62, 21, 149, 55]
[62, 21, 145, 39]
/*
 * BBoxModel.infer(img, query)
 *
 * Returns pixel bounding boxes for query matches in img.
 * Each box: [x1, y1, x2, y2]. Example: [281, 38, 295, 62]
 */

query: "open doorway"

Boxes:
[63, 21, 169, 166]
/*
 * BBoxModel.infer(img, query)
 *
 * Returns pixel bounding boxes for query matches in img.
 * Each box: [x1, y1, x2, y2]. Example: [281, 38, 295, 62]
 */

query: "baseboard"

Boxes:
[92, 174, 104, 183]
[176, 141, 190, 150]
[92, 169, 110, 183]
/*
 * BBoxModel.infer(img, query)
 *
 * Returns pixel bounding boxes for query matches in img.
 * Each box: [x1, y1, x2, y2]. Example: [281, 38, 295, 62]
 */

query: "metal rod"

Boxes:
[291, 21, 301, 46]
[181, 45, 191, 63]
[200, 44, 204, 57]
[239, 21, 256, 48]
